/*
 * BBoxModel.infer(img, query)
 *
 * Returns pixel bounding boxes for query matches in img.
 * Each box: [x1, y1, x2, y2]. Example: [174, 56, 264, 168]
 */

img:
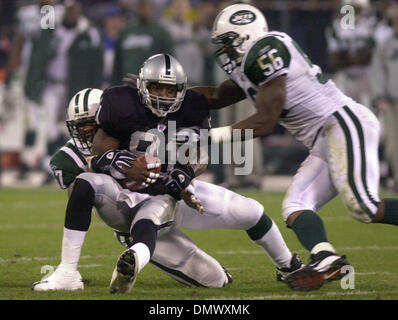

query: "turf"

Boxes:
[1, 187, 397, 300]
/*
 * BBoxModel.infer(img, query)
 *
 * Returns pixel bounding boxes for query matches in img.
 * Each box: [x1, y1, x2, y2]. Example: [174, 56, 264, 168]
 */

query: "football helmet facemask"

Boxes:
[211, 4, 268, 73]
[66, 88, 103, 150]
[137, 53, 187, 118]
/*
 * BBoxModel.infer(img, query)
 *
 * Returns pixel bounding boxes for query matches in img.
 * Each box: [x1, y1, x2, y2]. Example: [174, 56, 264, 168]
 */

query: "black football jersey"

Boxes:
[97, 84, 210, 161]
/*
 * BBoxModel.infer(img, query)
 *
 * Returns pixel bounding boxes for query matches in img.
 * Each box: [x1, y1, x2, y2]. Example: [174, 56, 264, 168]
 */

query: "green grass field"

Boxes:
[1, 187, 398, 300]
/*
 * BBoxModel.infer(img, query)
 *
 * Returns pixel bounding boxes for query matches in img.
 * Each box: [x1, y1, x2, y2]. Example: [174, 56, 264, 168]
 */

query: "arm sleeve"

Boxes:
[49, 151, 85, 189]
[243, 36, 291, 86]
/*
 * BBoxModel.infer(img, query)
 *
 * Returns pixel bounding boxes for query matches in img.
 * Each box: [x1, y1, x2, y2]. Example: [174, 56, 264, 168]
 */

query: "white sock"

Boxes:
[130, 242, 150, 273]
[311, 242, 336, 255]
[254, 221, 292, 269]
[59, 227, 87, 271]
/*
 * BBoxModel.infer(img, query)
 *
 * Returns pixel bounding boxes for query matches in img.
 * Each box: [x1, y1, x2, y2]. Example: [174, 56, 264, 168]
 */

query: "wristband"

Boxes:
[209, 126, 232, 144]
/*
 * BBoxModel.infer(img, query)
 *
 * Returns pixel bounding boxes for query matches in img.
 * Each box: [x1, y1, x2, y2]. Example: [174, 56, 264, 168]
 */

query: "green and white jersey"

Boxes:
[229, 31, 353, 149]
[49, 139, 90, 189]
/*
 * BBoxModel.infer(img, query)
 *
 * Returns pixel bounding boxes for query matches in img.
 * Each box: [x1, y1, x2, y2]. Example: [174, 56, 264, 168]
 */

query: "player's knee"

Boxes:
[282, 197, 310, 224]
[345, 203, 373, 223]
[182, 250, 230, 288]
[340, 190, 374, 223]
[228, 195, 264, 229]
[75, 172, 105, 193]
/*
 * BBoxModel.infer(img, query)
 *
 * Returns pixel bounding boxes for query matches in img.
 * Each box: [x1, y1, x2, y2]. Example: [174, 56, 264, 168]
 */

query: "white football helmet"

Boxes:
[137, 53, 187, 118]
[211, 3, 268, 72]
[66, 88, 103, 150]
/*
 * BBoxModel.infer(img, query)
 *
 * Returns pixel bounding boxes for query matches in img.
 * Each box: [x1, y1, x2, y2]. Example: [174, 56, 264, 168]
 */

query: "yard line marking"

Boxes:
[206, 290, 380, 300]
[215, 246, 398, 255]
[0, 222, 108, 230]
[356, 272, 396, 276]
[0, 254, 118, 264]
[79, 264, 103, 268]
[0, 201, 65, 208]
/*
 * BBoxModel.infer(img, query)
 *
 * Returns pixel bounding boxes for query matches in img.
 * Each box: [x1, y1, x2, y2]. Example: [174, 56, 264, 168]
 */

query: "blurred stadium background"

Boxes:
[0, 0, 397, 192]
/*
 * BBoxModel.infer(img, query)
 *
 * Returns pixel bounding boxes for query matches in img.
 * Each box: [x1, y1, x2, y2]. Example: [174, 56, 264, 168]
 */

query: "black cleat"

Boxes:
[109, 249, 138, 294]
[276, 253, 304, 282]
[285, 251, 351, 291]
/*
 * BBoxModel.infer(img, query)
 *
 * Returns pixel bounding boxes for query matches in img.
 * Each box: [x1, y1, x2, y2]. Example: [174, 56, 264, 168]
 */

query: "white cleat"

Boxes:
[109, 249, 138, 294]
[32, 267, 84, 291]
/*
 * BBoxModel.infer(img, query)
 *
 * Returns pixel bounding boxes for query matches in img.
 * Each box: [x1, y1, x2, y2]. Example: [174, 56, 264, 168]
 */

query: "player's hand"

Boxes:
[92, 149, 137, 178]
[164, 164, 195, 200]
[181, 189, 204, 214]
[123, 73, 138, 88]
[121, 158, 160, 187]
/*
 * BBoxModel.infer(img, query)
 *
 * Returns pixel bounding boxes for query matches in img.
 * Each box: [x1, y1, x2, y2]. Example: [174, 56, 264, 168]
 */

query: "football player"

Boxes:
[32, 87, 231, 292]
[191, 3, 398, 291]
[32, 54, 303, 293]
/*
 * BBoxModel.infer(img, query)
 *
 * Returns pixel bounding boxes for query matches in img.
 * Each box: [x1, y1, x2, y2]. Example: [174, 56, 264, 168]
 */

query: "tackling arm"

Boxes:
[210, 75, 286, 142]
[190, 79, 246, 110]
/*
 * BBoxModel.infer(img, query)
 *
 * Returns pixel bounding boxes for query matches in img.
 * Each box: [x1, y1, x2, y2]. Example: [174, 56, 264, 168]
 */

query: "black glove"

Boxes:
[90, 149, 137, 179]
[164, 164, 195, 200]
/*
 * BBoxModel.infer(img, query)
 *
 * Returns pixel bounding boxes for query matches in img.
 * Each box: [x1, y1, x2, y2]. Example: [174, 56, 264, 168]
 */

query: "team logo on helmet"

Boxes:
[229, 10, 256, 25]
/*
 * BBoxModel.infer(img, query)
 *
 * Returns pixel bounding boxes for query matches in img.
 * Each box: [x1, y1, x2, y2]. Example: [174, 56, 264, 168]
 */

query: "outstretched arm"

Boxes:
[190, 79, 246, 109]
[210, 75, 286, 142]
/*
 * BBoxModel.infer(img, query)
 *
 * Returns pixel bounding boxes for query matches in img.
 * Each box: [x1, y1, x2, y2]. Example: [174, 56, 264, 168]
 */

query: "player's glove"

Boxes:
[163, 164, 195, 200]
[89, 149, 137, 179]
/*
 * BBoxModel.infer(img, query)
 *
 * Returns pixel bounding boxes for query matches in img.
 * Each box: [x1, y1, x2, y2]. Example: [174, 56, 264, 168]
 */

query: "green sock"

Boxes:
[380, 199, 398, 226]
[291, 210, 328, 251]
[246, 213, 273, 241]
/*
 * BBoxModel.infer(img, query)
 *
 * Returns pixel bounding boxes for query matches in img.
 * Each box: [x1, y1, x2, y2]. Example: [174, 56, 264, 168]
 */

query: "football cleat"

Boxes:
[32, 267, 84, 291]
[276, 253, 304, 282]
[109, 249, 139, 294]
[223, 266, 233, 285]
[285, 250, 350, 291]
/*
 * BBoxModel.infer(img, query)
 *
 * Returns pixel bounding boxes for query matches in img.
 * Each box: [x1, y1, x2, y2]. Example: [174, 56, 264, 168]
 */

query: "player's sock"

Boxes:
[291, 210, 332, 252]
[247, 213, 292, 268]
[130, 243, 150, 273]
[59, 227, 87, 271]
[379, 199, 398, 225]
[130, 219, 157, 272]
[59, 178, 95, 271]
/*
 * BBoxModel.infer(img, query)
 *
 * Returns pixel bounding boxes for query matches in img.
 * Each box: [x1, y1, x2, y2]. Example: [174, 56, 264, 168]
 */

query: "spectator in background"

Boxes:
[192, 0, 218, 86]
[2, 0, 64, 185]
[111, 0, 174, 85]
[161, 0, 204, 86]
[374, 0, 394, 46]
[24, 0, 103, 181]
[102, 4, 126, 88]
[371, 2, 398, 191]
[0, 29, 11, 132]
[325, 0, 376, 108]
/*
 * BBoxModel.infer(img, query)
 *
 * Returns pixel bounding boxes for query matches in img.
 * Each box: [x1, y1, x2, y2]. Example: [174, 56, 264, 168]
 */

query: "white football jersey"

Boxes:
[228, 31, 354, 149]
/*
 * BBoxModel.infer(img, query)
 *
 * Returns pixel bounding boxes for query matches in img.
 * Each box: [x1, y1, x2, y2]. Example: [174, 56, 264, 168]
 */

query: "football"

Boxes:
[123, 153, 162, 191]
